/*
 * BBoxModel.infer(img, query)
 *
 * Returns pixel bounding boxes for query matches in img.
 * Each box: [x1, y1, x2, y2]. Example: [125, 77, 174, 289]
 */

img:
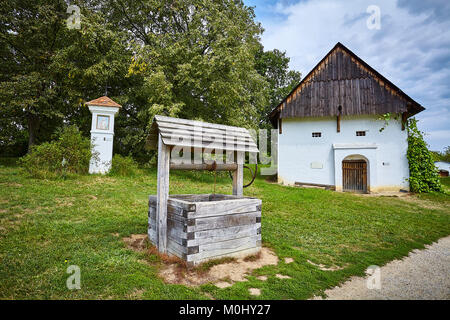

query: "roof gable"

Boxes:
[270, 43, 424, 125]
[147, 115, 259, 153]
[86, 96, 122, 108]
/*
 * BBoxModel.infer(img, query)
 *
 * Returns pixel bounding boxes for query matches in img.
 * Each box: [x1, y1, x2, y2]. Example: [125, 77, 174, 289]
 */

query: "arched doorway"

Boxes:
[342, 156, 368, 193]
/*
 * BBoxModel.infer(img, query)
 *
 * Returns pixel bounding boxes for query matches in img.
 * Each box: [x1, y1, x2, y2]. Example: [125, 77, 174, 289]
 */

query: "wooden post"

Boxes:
[337, 105, 342, 133]
[156, 133, 170, 253]
[233, 151, 244, 196]
[337, 114, 341, 132]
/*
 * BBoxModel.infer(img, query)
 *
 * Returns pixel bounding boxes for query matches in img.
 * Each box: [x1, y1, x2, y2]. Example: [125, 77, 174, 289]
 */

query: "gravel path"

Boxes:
[313, 236, 450, 300]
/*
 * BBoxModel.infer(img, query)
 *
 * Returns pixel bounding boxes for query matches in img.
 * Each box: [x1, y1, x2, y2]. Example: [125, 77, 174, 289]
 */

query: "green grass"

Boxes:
[0, 158, 449, 299]
[441, 177, 450, 190]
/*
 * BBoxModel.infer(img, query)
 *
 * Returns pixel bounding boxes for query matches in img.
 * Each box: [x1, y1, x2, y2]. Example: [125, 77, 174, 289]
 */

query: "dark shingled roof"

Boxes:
[269, 42, 425, 127]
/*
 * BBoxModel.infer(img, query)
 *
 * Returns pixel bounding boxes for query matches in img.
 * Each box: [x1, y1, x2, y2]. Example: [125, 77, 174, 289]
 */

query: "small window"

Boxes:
[312, 132, 322, 138]
[356, 131, 366, 136]
[96, 115, 110, 130]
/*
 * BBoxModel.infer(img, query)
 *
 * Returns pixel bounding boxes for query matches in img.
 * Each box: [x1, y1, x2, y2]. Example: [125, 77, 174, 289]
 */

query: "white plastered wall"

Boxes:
[88, 105, 119, 174]
[277, 115, 409, 192]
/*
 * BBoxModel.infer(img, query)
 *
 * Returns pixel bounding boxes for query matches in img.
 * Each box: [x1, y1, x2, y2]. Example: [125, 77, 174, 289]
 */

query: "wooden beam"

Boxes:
[170, 163, 237, 171]
[337, 105, 342, 132]
[232, 151, 244, 196]
[156, 133, 170, 253]
[278, 118, 282, 134]
[294, 181, 336, 190]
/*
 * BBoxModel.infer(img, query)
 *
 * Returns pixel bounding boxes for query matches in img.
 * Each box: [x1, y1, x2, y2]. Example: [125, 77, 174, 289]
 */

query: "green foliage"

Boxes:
[0, 118, 28, 157]
[104, 0, 284, 161]
[406, 118, 442, 193]
[441, 177, 450, 189]
[0, 0, 131, 152]
[377, 112, 400, 132]
[431, 146, 450, 162]
[121, 0, 268, 127]
[254, 46, 302, 127]
[443, 146, 450, 162]
[19, 143, 63, 178]
[430, 150, 443, 162]
[109, 154, 139, 177]
[0, 0, 69, 150]
[19, 126, 92, 178]
[1, 0, 301, 161]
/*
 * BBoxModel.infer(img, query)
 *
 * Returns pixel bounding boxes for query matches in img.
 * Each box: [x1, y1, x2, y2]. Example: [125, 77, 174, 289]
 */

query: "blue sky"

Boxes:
[244, 0, 450, 152]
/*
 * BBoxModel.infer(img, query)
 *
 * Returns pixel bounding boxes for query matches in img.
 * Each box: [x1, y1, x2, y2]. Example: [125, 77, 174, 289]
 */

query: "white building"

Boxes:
[269, 43, 425, 193]
[435, 161, 450, 177]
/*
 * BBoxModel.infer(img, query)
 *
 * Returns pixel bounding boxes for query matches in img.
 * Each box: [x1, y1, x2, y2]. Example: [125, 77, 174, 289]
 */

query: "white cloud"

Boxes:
[255, 0, 450, 151]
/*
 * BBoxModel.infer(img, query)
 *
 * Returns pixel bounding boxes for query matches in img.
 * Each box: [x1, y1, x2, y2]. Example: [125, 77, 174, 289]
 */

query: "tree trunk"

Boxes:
[27, 113, 40, 153]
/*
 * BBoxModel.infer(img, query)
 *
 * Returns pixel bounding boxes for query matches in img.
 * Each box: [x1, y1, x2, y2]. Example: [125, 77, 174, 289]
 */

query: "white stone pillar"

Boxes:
[85, 96, 121, 174]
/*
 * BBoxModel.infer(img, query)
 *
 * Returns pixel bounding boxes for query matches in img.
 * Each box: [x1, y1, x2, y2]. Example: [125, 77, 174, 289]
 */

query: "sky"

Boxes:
[244, 0, 450, 152]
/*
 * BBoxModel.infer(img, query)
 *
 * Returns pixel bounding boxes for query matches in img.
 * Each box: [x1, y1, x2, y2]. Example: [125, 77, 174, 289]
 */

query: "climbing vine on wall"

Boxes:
[406, 118, 442, 193]
[378, 112, 399, 132]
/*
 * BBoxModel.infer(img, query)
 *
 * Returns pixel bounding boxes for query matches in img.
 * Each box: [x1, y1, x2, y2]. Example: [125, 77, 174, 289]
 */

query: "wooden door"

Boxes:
[342, 160, 367, 193]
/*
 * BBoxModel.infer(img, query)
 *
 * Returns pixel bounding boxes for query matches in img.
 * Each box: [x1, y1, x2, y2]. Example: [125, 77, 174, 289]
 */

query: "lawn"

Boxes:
[441, 176, 450, 190]
[0, 158, 449, 299]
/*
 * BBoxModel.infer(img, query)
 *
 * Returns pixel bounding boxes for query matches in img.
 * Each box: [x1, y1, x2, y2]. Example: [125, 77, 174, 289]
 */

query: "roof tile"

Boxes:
[86, 96, 121, 108]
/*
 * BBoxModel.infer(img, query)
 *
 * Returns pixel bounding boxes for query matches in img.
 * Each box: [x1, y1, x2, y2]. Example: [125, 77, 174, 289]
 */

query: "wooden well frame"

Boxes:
[146, 116, 260, 263]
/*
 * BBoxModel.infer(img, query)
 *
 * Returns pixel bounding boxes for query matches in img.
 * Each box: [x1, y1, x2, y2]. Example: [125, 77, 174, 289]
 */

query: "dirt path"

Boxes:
[313, 236, 450, 300]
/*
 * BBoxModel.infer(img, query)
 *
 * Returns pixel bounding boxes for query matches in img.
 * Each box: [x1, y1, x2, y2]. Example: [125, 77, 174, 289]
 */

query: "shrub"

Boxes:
[109, 154, 139, 176]
[407, 118, 442, 193]
[20, 126, 92, 178]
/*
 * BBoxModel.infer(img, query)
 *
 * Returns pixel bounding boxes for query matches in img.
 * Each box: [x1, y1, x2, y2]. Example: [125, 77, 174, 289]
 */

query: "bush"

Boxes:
[407, 118, 442, 193]
[109, 154, 139, 176]
[19, 126, 92, 178]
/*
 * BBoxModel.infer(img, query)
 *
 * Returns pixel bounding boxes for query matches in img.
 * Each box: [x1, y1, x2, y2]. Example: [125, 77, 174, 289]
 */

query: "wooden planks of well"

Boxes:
[148, 194, 262, 265]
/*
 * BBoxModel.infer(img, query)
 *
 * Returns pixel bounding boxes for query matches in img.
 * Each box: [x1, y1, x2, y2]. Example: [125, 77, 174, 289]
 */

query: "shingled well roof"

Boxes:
[147, 115, 259, 153]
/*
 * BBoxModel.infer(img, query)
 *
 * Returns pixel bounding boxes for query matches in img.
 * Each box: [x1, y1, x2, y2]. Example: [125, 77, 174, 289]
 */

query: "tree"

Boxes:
[80, 0, 272, 161]
[0, 0, 301, 161]
[430, 146, 450, 162]
[254, 45, 301, 127]
[441, 146, 450, 162]
[0, 0, 69, 152]
[0, 0, 131, 153]
[430, 150, 443, 162]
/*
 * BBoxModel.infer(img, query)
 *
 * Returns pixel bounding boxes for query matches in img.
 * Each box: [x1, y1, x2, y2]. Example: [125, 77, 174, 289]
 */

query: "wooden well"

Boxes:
[148, 194, 261, 265]
[146, 116, 261, 265]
